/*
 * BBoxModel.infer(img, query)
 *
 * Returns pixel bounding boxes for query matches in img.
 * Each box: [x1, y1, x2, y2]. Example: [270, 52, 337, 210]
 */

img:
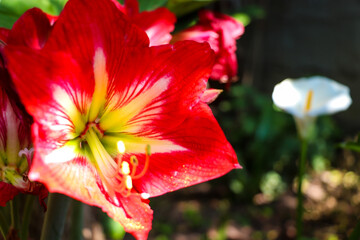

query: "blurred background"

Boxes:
[1, 0, 360, 239]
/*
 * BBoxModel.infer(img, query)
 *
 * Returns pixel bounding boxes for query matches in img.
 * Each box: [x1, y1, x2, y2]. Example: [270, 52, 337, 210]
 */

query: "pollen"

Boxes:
[121, 161, 131, 175]
[304, 90, 313, 113]
[117, 140, 126, 154]
[125, 175, 133, 190]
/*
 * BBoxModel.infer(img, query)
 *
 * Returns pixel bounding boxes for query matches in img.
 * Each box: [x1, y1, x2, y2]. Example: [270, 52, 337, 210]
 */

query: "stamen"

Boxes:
[146, 144, 151, 156]
[121, 161, 130, 175]
[130, 156, 138, 166]
[86, 128, 117, 178]
[132, 144, 151, 179]
[304, 90, 313, 113]
[117, 140, 126, 154]
[125, 175, 133, 190]
[87, 135, 150, 198]
[18, 148, 34, 166]
[85, 127, 120, 199]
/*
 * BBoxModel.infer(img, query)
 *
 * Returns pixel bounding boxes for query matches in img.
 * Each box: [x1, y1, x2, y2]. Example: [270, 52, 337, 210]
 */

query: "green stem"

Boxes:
[296, 139, 308, 240]
[70, 199, 84, 240]
[20, 195, 35, 240]
[0, 208, 9, 234]
[349, 219, 360, 240]
[40, 193, 71, 240]
[13, 196, 20, 231]
[0, 224, 6, 240]
[9, 201, 14, 229]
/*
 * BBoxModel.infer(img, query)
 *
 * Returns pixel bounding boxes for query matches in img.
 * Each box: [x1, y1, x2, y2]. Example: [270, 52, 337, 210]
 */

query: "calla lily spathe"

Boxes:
[272, 76, 352, 138]
[4, 0, 239, 239]
[272, 76, 352, 118]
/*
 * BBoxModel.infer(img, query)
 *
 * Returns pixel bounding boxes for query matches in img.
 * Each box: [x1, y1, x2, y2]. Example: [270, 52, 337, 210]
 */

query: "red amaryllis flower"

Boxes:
[172, 10, 244, 83]
[2, 8, 55, 50]
[112, 0, 176, 46]
[5, 0, 239, 239]
[0, 81, 47, 208]
[0, 8, 52, 208]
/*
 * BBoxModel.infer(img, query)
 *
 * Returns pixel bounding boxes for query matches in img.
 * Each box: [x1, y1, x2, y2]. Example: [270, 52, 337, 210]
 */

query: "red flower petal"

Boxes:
[99, 40, 214, 134]
[172, 10, 244, 82]
[201, 88, 223, 104]
[124, 0, 140, 17]
[124, 0, 175, 46]
[0, 28, 9, 43]
[5, 0, 238, 238]
[4, 47, 92, 148]
[7, 8, 53, 49]
[0, 182, 19, 206]
[44, 0, 149, 66]
[132, 102, 240, 197]
[199, 10, 244, 38]
[28, 146, 152, 239]
[131, 8, 176, 46]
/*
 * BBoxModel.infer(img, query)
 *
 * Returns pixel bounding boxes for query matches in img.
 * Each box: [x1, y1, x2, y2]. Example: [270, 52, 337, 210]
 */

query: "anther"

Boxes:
[121, 161, 130, 175]
[130, 156, 138, 165]
[132, 144, 151, 179]
[117, 140, 126, 154]
[125, 175, 133, 190]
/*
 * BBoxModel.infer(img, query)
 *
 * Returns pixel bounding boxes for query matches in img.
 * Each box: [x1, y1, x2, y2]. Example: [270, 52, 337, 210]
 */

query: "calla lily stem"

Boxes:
[40, 193, 71, 240]
[296, 139, 308, 239]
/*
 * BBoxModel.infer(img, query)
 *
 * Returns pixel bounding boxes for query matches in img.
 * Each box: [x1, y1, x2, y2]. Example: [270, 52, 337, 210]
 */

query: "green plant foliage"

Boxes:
[117, 0, 168, 11]
[260, 171, 286, 200]
[214, 84, 299, 197]
[232, 5, 266, 26]
[138, 0, 168, 11]
[100, 211, 126, 240]
[0, 0, 67, 28]
[338, 134, 360, 152]
[183, 207, 203, 227]
[166, 0, 214, 17]
[0, 0, 168, 29]
[153, 222, 173, 237]
[213, 83, 341, 200]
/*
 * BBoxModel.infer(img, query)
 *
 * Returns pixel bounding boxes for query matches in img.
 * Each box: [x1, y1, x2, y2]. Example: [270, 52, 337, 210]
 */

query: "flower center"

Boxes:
[304, 90, 313, 113]
[81, 123, 150, 200]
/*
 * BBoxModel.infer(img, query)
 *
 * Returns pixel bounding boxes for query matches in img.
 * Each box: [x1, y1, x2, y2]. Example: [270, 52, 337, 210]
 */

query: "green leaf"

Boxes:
[0, 0, 68, 28]
[0, 12, 18, 29]
[116, 0, 168, 11]
[349, 220, 360, 240]
[232, 13, 251, 26]
[338, 141, 360, 152]
[166, 0, 215, 17]
[337, 133, 360, 152]
[138, 0, 168, 11]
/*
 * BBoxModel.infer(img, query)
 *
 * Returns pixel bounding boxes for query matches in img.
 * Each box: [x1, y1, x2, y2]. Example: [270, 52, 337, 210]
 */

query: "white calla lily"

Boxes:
[272, 76, 352, 139]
